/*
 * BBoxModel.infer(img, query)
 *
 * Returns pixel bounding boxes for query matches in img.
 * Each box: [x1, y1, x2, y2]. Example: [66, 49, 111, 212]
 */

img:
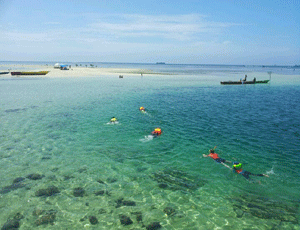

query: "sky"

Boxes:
[0, 0, 299, 65]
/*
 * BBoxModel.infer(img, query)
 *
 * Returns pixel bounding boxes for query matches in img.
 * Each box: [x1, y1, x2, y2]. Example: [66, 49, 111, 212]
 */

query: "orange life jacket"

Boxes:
[152, 128, 162, 135]
[234, 169, 243, 174]
[208, 153, 219, 160]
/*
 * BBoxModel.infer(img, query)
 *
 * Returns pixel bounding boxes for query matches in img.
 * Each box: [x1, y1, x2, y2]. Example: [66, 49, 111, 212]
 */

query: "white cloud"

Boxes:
[84, 13, 241, 41]
[44, 22, 62, 25]
[1, 13, 242, 45]
[0, 13, 253, 63]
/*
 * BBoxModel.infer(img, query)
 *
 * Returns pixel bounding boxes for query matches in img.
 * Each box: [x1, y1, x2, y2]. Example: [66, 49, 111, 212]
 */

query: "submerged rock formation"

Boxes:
[150, 169, 206, 192]
[146, 222, 161, 230]
[231, 193, 299, 224]
[0, 177, 26, 194]
[116, 198, 136, 208]
[89, 216, 98, 225]
[119, 215, 133, 226]
[35, 186, 60, 197]
[1, 213, 24, 230]
[0, 182, 25, 194]
[73, 187, 85, 197]
[26, 173, 44, 180]
[35, 210, 57, 226]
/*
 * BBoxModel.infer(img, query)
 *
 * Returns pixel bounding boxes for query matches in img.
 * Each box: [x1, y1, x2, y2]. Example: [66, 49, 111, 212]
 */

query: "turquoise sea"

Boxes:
[0, 63, 299, 229]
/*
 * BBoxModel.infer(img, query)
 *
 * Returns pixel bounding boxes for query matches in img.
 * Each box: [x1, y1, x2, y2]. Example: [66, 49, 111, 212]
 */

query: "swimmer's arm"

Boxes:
[221, 162, 232, 170]
[262, 174, 269, 177]
[202, 154, 209, 157]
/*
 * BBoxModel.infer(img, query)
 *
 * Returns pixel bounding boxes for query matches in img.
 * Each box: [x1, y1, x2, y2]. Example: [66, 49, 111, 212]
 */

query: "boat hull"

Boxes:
[0, 72, 9, 75]
[11, 71, 49, 76]
[220, 80, 270, 85]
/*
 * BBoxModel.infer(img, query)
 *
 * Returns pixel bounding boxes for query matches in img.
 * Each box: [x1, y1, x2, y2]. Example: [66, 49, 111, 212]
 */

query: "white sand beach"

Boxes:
[0, 64, 154, 78]
[1, 63, 299, 86]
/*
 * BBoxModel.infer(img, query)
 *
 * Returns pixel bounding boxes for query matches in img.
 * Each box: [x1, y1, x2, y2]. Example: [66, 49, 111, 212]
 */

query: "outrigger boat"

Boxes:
[220, 79, 270, 85]
[11, 71, 49, 76]
[221, 72, 271, 85]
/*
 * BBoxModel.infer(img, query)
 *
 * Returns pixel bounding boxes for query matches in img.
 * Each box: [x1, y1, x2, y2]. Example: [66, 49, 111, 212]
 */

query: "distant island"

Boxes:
[156, 62, 166, 64]
[261, 64, 300, 68]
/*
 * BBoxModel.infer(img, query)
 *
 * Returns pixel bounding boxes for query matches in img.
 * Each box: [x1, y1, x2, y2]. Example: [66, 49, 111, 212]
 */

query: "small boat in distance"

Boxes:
[220, 79, 270, 85]
[221, 73, 271, 85]
[156, 62, 166, 64]
[11, 71, 50, 76]
[0, 72, 9, 75]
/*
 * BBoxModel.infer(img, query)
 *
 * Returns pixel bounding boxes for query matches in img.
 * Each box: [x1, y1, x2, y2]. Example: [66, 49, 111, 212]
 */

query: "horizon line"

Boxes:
[0, 60, 299, 67]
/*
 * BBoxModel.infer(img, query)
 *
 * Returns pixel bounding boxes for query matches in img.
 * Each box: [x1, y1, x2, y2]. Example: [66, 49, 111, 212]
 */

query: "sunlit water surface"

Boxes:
[0, 72, 299, 229]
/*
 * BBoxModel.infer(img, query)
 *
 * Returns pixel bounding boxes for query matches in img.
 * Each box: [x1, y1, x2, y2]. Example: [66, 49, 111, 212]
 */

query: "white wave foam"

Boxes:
[139, 135, 154, 142]
[106, 121, 119, 125]
[266, 166, 275, 175]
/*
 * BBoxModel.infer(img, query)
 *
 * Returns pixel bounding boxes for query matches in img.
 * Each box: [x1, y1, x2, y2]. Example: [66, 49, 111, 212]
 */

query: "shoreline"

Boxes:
[0, 64, 156, 77]
[1, 63, 299, 85]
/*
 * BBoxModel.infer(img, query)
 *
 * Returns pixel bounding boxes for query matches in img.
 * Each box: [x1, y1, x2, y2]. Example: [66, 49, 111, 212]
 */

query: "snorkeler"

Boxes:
[203, 148, 231, 164]
[110, 117, 118, 123]
[139, 106, 146, 112]
[151, 128, 162, 137]
[222, 161, 269, 180]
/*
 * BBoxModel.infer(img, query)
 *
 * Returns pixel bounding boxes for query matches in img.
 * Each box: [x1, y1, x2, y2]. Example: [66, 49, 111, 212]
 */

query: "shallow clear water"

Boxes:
[0, 72, 299, 229]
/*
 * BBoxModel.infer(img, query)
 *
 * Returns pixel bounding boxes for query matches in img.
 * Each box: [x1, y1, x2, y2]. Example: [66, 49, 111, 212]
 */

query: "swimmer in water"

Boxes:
[222, 161, 269, 180]
[151, 128, 162, 137]
[203, 148, 231, 164]
[110, 117, 118, 123]
[139, 106, 146, 112]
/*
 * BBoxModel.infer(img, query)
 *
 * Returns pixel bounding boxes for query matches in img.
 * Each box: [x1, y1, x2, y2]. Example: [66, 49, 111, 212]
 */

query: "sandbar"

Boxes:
[0, 63, 299, 85]
[0, 64, 155, 78]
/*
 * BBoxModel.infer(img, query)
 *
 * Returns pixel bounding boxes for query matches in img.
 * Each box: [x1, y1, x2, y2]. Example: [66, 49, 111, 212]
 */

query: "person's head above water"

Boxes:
[232, 162, 242, 170]
[110, 117, 117, 122]
[209, 149, 215, 153]
[152, 128, 162, 136]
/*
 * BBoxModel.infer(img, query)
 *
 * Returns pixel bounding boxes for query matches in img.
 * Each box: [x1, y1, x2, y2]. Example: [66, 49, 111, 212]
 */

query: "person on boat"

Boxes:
[110, 117, 118, 123]
[222, 161, 269, 180]
[139, 106, 145, 112]
[243, 75, 247, 81]
[151, 128, 162, 137]
[203, 149, 231, 164]
[253, 77, 256, 83]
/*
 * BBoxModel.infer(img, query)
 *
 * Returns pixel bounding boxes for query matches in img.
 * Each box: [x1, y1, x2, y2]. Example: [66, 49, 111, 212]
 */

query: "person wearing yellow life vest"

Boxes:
[151, 128, 162, 137]
[222, 161, 269, 180]
[139, 106, 145, 112]
[110, 117, 117, 123]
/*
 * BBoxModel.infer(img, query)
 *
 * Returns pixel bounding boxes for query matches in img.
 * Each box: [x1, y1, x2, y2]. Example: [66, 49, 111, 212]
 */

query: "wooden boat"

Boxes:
[11, 71, 49, 76]
[221, 72, 271, 85]
[220, 79, 270, 85]
[0, 72, 9, 75]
